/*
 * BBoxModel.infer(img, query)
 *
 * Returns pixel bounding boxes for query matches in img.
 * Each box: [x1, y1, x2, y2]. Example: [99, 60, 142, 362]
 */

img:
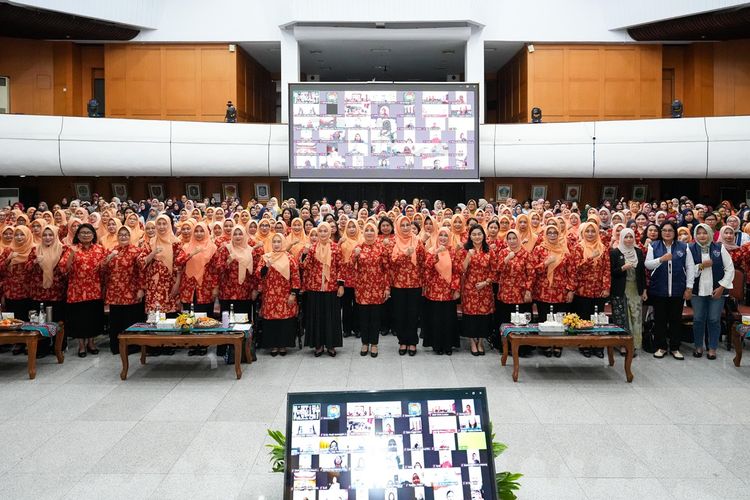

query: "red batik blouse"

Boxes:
[300, 242, 343, 293]
[138, 242, 189, 313]
[458, 248, 495, 315]
[353, 242, 391, 305]
[104, 245, 144, 305]
[423, 248, 461, 302]
[30, 248, 67, 302]
[256, 256, 301, 320]
[529, 246, 577, 303]
[572, 246, 611, 298]
[59, 244, 108, 303]
[493, 246, 534, 304]
[3, 247, 36, 300]
[390, 243, 425, 289]
[213, 245, 262, 300]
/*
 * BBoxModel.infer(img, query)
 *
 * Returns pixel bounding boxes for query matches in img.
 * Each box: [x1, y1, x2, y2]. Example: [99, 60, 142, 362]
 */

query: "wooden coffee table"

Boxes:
[0, 323, 65, 379]
[118, 325, 252, 380]
[732, 323, 750, 367]
[500, 324, 634, 383]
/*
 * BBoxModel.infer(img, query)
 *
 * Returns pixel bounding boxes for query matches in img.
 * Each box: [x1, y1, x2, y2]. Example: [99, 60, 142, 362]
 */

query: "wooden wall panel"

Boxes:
[483, 178, 663, 206]
[79, 45, 104, 116]
[496, 49, 528, 123]
[0, 37, 56, 115]
[714, 39, 750, 116]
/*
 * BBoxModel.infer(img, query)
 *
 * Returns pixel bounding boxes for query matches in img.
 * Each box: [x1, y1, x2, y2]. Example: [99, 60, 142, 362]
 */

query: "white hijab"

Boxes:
[618, 228, 638, 267]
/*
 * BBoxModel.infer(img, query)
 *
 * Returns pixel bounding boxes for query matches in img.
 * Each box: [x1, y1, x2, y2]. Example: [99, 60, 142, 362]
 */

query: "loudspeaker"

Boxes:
[446, 74, 460, 82]
[306, 74, 320, 82]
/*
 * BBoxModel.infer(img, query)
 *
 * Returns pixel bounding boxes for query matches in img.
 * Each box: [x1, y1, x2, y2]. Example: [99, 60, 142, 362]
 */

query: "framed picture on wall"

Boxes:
[111, 183, 128, 200]
[632, 185, 648, 201]
[74, 183, 91, 202]
[531, 185, 547, 201]
[254, 183, 270, 201]
[222, 183, 239, 200]
[185, 183, 202, 201]
[148, 183, 166, 201]
[496, 184, 512, 203]
[601, 185, 618, 201]
[565, 184, 582, 202]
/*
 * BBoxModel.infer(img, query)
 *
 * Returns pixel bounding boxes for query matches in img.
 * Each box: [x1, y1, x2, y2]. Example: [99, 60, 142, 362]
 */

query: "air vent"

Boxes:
[0, 76, 8, 114]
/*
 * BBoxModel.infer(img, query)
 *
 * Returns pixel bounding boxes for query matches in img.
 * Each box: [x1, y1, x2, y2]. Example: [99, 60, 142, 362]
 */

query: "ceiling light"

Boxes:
[435, 67, 447, 70]
[484, 47, 497, 51]
[442, 50, 455, 55]
[370, 48, 391, 53]
[267, 47, 280, 52]
[319, 66, 332, 71]
[309, 50, 322, 54]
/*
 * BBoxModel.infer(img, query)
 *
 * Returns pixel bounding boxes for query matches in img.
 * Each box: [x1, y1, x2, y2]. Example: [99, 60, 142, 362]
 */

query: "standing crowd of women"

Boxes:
[1, 194, 748, 361]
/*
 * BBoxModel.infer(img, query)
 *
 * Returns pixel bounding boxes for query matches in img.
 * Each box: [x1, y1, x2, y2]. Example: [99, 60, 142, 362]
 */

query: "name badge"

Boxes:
[712, 250, 721, 258]
[675, 250, 684, 258]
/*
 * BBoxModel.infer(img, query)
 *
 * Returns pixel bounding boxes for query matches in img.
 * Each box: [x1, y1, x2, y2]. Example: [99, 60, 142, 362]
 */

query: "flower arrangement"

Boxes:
[562, 313, 593, 330]
[175, 313, 196, 331]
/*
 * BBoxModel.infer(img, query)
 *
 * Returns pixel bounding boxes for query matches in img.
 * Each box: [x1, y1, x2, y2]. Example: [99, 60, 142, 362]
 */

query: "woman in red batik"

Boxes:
[301, 222, 344, 357]
[494, 229, 534, 324]
[257, 233, 301, 356]
[59, 223, 108, 357]
[104, 225, 144, 354]
[353, 222, 391, 357]
[531, 224, 576, 357]
[422, 227, 461, 355]
[139, 214, 188, 318]
[3, 225, 36, 323]
[339, 218, 362, 338]
[29, 225, 67, 328]
[214, 225, 259, 316]
[573, 221, 611, 358]
[390, 215, 426, 356]
[460, 225, 495, 356]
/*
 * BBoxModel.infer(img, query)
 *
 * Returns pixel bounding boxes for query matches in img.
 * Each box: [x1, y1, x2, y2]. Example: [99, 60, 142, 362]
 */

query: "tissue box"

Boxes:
[1, 312, 15, 320]
[156, 318, 177, 329]
[232, 313, 249, 324]
[743, 315, 750, 326]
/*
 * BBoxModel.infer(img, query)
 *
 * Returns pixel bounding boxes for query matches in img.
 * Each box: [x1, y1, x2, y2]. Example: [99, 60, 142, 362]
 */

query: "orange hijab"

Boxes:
[315, 225, 333, 286]
[392, 215, 419, 265]
[229, 226, 254, 285]
[449, 214, 466, 248]
[578, 221, 604, 261]
[30, 219, 46, 245]
[53, 209, 67, 228]
[264, 233, 291, 281]
[497, 215, 512, 242]
[151, 214, 177, 273]
[431, 227, 452, 284]
[541, 224, 568, 286]
[340, 219, 363, 264]
[125, 213, 144, 245]
[1, 226, 13, 249]
[64, 217, 82, 246]
[10, 225, 35, 265]
[184, 222, 217, 286]
[178, 219, 195, 245]
[420, 215, 439, 251]
[101, 218, 122, 251]
[287, 217, 308, 258]
[515, 214, 536, 252]
[256, 219, 274, 252]
[36, 225, 63, 289]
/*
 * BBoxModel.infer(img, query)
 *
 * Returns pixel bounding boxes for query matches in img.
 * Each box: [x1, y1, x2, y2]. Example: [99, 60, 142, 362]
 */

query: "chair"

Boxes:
[725, 270, 750, 350]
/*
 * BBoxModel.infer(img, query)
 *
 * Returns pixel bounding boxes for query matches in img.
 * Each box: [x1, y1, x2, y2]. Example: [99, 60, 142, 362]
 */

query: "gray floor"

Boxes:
[1, 337, 750, 500]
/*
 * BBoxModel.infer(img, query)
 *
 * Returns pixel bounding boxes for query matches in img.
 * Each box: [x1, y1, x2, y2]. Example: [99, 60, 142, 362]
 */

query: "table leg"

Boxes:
[140, 346, 147, 365]
[234, 339, 242, 379]
[501, 335, 508, 366]
[54, 325, 65, 363]
[243, 336, 253, 366]
[511, 341, 520, 382]
[624, 343, 634, 383]
[27, 338, 38, 380]
[607, 346, 615, 367]
[733, 326, 743, 367]
[119, 340, 129, 381]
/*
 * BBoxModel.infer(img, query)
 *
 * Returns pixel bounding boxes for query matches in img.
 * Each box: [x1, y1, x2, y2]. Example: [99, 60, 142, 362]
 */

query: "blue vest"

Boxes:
[649, 240, 688, 297]
[689, 242, 725, 294]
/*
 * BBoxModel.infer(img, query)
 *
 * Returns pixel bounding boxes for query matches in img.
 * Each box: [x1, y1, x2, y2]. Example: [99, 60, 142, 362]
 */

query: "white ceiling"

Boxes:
[483, 41, 524, 73]
[239, 42, 281, 74]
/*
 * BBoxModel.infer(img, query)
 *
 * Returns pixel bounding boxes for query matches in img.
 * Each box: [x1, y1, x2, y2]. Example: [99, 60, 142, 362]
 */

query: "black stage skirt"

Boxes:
[461, 313, 493, 339]
[261, 318, 297, 348]
[421, 299, 460, 351]
[304, 291, 342, 349]
[391, 287, 422, 345]
[66, 299, 105, 339]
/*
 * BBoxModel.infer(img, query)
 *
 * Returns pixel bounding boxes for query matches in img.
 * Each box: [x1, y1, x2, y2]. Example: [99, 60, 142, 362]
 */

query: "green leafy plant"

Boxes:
[267, 421, 523, 499]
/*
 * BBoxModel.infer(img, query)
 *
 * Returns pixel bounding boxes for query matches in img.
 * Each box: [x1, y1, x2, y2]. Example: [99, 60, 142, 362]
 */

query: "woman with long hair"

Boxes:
[460, 225, 495, 355]
[60, 223, 107, 357]
[422, 227, 461, 355]
[390, 215, 426, 356]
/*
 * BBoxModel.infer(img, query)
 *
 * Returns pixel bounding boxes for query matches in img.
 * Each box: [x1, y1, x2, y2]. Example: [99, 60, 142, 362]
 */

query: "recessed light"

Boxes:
[435, 67, 447, 70]
[442, 50, 455, 55]
[19, 175, 26, 178]
[370, 48, 391, 53]
[319, 66, 331, 71]
[267, 47, 280, 52]
[317, 59, 325, 63]
[484, 47, 497, 51]
[309, 50, 322, 54]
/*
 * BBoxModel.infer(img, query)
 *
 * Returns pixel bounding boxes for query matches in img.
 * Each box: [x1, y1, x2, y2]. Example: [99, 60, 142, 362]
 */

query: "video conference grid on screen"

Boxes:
[288, 83, 479, 181]
[286, 390, 493, 500]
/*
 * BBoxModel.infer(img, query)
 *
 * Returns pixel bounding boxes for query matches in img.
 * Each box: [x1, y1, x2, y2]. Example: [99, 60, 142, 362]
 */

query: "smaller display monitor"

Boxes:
[285, 387, 495, 500]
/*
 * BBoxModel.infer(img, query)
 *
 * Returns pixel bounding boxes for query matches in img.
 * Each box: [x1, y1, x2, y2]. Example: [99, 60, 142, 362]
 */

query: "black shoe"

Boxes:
[554, 349, 563, 358]
[478, 349, 485, 356]
[593, 349, 604, 359]
[354, 332, 361, 338]
[343, 332, 352, 338]
[408, 348, 417, 357]
[693, 351, 703, 358]
[77, 351, 87, 358]
[707, 353, 717, 360]
[314, 349, 323, 357]
[471, 350, 480, 357]
[581, 348, 591, 358]
[370, 349, 378, 358]
[360, 348, 369, 357]
[188, 348, 197, 356]
[398, 348, 407, 356]
[198, 347, 208, 356]
[87, 346, 99, 355]
[279, 350, 287, 357]
[544, 349, 553, 358]
[436, 350, 444, 355]
[327, 349, 336, 357]
[445, 349, 452, 356]
[270, 350, 279, 357]
[162, 348, 175, 356]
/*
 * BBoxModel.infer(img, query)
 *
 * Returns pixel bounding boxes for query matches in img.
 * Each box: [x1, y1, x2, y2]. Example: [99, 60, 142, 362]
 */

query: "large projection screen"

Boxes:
[289, 82, 479, 182]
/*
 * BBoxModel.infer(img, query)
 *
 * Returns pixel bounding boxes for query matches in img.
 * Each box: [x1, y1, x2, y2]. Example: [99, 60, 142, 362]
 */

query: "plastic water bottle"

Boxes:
[593, 305, 599, 325]
[38, 302, 46, 324]
[190, 302, 195, 315]
[230, 303, 235, 323]
[516, 304, 520, 314]
[155, 305, 161, 323]
[549, 304, 554, 322]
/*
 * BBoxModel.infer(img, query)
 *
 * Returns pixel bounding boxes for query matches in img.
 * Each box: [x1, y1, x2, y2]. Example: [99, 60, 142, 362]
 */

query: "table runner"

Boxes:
[501, 323, 627, 337]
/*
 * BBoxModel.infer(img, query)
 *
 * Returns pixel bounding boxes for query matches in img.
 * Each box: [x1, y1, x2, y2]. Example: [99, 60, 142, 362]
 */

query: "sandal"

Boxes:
[693, 350, 703, 358]
[370, 347, 378, 358]
[314, 348, 324, 357]
[279, 349, 287, 357]
[327, 349, 336, 357]
[360, 347, 369, 357]
[670, 350, 684, 360]
[653, 349, 666, 359]
[553, 348, 562, 358]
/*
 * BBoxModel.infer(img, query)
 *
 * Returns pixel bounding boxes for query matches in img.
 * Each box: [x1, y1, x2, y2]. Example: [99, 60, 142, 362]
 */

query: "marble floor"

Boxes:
[1, 336, 750, 500]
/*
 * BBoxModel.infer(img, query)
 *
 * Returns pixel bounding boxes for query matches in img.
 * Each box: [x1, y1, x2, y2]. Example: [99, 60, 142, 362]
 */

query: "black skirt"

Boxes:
[4, 298, 33, 322]
[261, 318, 297, 348]
[391, 287, 422, 345]
[422, 299, 459, 351]
[461, 313, 493, 339]
[304, 291, 342, 348]
[66, 300, 105, 339]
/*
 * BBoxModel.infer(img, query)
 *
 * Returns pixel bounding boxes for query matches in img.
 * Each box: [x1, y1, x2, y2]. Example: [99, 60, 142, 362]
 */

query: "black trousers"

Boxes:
[109, 302, 145, 354]
[391, 287, 421, 345]
[358, 304, 382, 345]
[534, 301, 569, 322]
[496, 301, 533, 325]
[573, 296, 607, 321]
[341, 287, 358, 334]
[651, 295, 684, 351]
